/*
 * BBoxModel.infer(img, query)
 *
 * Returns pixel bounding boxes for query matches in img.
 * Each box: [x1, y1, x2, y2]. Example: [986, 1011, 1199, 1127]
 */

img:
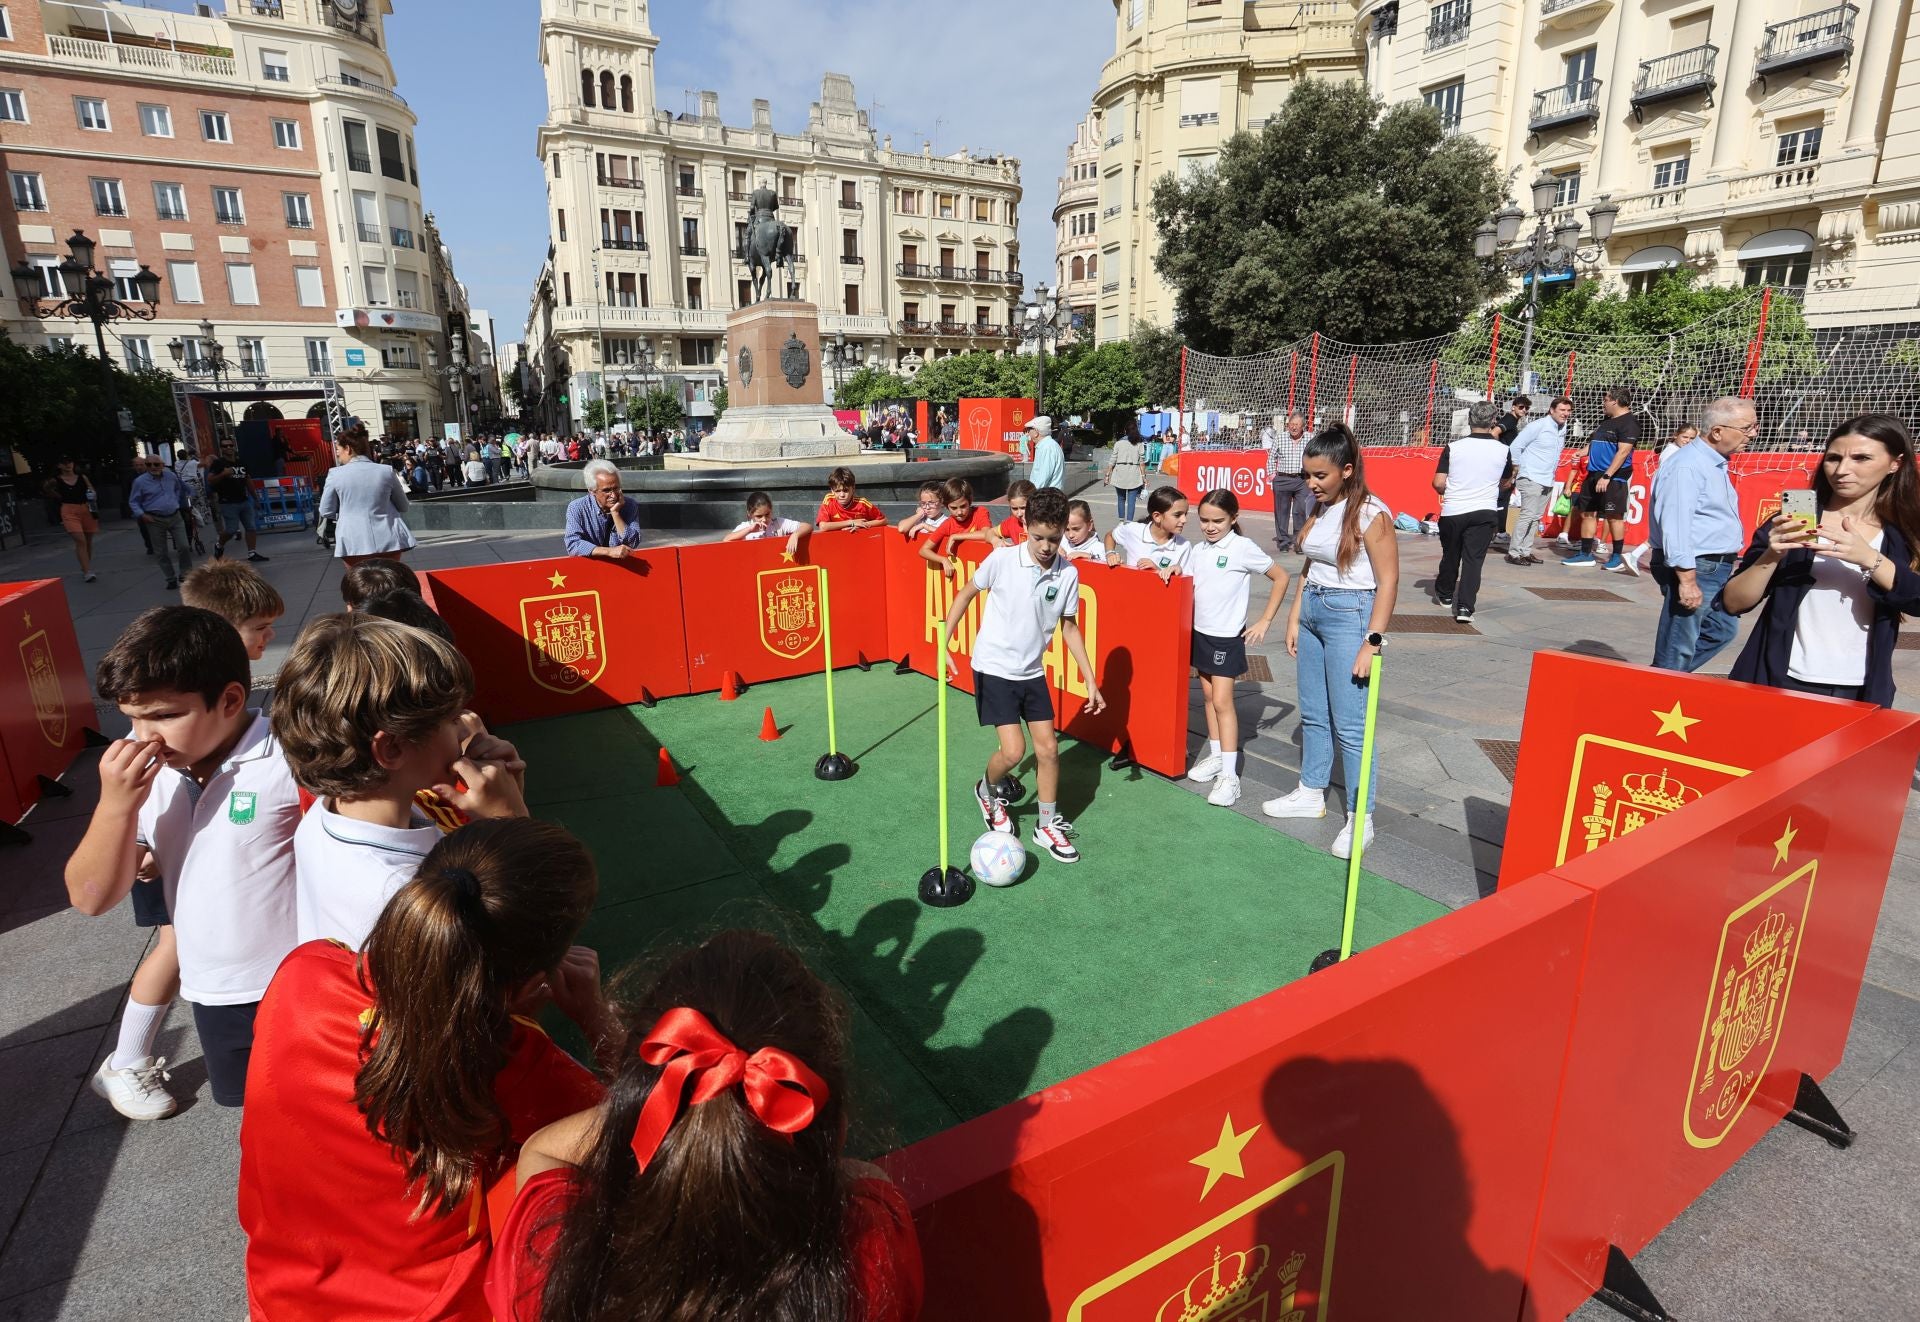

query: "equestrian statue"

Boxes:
[740, 185, 797, 304]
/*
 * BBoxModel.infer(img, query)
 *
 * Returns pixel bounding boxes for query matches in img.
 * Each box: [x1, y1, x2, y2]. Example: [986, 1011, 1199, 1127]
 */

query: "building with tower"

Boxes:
[1053, 109, 1101, 338]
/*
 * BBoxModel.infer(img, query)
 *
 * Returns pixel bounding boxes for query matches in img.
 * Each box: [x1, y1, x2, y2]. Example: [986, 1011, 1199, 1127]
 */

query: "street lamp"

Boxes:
[1474, 173, 1617, 391]
[1016, 281, 1073, 417]
[11, 228, 162, 462]
[823, 332, 866, 393]
[168, 318, 232, 388]
[425, 331, 469, 442]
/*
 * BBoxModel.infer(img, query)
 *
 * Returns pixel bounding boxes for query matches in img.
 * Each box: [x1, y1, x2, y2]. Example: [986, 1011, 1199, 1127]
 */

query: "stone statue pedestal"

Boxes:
[689, 300, 858, 466]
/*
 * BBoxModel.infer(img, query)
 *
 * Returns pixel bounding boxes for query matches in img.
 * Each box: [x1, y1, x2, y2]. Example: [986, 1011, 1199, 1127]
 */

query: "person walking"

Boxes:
[1647, 398, 1755, 672]
[319, 428, 417, 568]
[1507, 396, 1572, 565]
[1491, 395, 1530, 550]
[1266, 413, 1314, 553]
[1432, 402, 1513, 623]
[1105, 420, 1146, 522]
[1565, 386, 1641, 571]
[209, 454, 269, 563]
[128, 452, 194, 590]
[44, 457, 100, 582]
[1721, 413, 1920, 705]
[1027, 416, 1065, 491]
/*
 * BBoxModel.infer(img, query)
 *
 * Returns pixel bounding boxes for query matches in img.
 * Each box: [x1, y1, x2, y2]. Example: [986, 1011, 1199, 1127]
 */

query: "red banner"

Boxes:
[957, 397, 1034, 454]
[0, 579, 98, 818]
[1175, 450, 1275, 513]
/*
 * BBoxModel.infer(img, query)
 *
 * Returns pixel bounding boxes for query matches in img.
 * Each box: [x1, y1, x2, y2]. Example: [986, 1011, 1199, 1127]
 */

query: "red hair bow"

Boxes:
[628, 1006, 830, 1173]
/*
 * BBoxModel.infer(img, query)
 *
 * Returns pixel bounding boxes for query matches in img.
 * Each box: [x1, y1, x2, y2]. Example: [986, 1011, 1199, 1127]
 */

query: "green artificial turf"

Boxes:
[502, 669, 1445, 1152]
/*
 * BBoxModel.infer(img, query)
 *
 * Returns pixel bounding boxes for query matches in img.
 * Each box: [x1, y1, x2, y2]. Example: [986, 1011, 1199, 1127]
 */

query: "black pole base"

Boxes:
[82, 727, 113, 749]
[918, 865, 975, 908]
[0, 819, 30, 847]
[36, 774, 72, 800]
[1592, 1244, 1672, 1322]
[636, 688, 657, 709]
[854, 654, 872, 673]
[1109, 745, 1136, 771]
[815, 752, 856, 781]
[894, 656, 914, 676]
[1309, 948, 1342, 974]
[1784, 1071, 1854, 1149]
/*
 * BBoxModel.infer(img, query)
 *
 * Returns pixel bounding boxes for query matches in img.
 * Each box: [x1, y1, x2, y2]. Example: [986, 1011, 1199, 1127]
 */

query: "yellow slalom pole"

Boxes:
[937, 620, 950, 872]
[820, 567, 838, 756]
[918, 614, 971, 904]
[1336, 652, 1384, 961]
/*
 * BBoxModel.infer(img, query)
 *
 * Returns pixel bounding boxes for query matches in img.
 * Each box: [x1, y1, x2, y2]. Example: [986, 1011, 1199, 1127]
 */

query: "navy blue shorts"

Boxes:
[130, 877, 170, 927]
[191, 1000, 260, 1107]
[1192, 630, 1248, 678]
[975, 673, 1054, 728]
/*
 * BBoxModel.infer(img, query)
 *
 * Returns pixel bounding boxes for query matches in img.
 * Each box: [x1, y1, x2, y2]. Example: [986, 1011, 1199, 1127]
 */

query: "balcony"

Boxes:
[1539, 0, 1611, 29]
[929, 265, 973, 281]
[1103, 204, 1123, 219]
[839, 197, 863, 210]
[1101, 280, 1121, 295]
[675, 184, 703, 197]
[681, 245, 707, 257]
[841, 253, 864, 265]
[896, 262, 934, 278]
[319, 75, 408, 109]
[598, 174, 644, 191]
[1755, 5, 1858, 80]
[601, 237, 648, 251]
[897, 318, 934, 335]
[1426, 7, 1471, 51]
[356, 223, 381, 243]
[1177, 112, 1220, 127]
[972, 324, 1012, 340]
[1633, 44, 1716, 111]
[347, 151, 373, 173]
[47, 33, 236, 79]
[390, 227, 413, 248]
[1004, 271, 1024, 286]
[933, 321, 968, 336]
[94, 203, 128, 218]
[157, 208, 188, 222]
[780, 196, 803, 207]
[248, 1, 284, 15]
[1104, 132, 1124, 149]
[1530, 79, 1603, 132]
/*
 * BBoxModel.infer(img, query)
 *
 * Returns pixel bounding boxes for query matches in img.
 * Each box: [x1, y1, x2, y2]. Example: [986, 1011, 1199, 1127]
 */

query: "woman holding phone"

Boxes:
[1721, 414, 1920, 706]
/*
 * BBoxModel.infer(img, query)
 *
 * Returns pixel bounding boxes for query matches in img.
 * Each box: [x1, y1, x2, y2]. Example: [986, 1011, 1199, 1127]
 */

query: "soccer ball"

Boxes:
[969, 831, 1027, 888]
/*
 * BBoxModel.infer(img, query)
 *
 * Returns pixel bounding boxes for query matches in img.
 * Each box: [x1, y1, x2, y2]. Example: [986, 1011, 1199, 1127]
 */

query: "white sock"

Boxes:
[1222, 751, 1239, 775]
[110, 999, 169, 1070]
[1039, 801, 1058, 825]
[1208, 739, 1222, 757]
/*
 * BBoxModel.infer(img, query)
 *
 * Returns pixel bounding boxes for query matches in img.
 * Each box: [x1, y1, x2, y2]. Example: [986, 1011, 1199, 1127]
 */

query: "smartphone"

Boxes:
[1780, 489, 1818, 532]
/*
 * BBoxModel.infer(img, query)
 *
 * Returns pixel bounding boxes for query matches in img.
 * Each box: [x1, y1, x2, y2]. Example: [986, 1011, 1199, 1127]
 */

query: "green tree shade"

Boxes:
[580, 398, 613, 431]
[833, 365, 913, 409]
[1130, 323, 1185, 408]
[907, 350, 1035, 402]
[712, 386, 728, 420]
[624, 387, 683, 434]
[1047, 341, 1146, 418]
[1150, 80, 1505, 353]
[0, 332, 177, 474]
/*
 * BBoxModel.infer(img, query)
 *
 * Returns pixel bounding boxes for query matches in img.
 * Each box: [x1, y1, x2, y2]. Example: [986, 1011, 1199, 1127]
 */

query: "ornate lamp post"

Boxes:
[1017, 281, 1073, 417]
[425, 331, 471, 439]
[823, 332, 872, 395]
[168, 318, 232, 388]
[1474, 173, 1618, 391]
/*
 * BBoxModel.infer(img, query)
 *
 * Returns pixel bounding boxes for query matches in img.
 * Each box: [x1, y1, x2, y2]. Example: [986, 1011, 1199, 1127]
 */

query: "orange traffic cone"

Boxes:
[720, 670, 741, 702]
[758, 706, 781, 742]
[655, 747, 679, 787]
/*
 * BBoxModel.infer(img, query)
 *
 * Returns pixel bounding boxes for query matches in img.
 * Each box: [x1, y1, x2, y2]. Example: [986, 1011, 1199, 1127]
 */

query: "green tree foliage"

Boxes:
[907, 350, 1035, 402]
[1047, 341, 1146, 418]
[580, 398, 613, 431]
[1150, 80, 1505, 353]
[0, 331, 176, 474]
[624, 387, 683, 434]
[711, 386, 728, 420]
[1130, 323, 1185, 408]
[833, 365, 913, 409]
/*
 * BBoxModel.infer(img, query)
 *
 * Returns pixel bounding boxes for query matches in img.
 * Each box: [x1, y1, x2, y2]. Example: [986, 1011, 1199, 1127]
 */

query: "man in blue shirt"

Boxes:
[563, 459, 644, 559]
[1565, 385, 1642, 570]
[1648, 397, 1756, 671]
[1505, 395, 1572, 565]
[127, 453, 194, 589]
[1027, 416, 1065, 491]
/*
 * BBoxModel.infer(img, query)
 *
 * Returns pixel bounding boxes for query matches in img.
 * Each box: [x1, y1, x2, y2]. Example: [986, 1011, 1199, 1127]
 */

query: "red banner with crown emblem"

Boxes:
[0, 579, 98, 819]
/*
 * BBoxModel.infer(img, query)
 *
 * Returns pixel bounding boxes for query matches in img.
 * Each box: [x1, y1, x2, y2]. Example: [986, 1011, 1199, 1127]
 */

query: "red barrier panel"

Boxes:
[1175, 450, 1274, 513]
[676, 529, 892, 692]
[1520, 706, 1920, 1320]
[881, 875, 1595, 1321]
[957, 398, 1034, 454]
[0, 579, 98, 816]
[419, 553, 690, 724]
[1497, 652, 1877, 889]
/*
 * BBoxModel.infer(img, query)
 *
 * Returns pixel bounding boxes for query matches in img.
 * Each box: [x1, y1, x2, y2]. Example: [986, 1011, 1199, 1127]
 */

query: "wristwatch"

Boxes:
[1366, 632, 1388, 649]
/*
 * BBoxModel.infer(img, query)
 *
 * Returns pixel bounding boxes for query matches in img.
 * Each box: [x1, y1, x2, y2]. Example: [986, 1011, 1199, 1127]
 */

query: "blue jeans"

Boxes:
[1650, 551, 1740, 672]
[1115, 485, 1139, 521]
[1297, 586, 1378, 814]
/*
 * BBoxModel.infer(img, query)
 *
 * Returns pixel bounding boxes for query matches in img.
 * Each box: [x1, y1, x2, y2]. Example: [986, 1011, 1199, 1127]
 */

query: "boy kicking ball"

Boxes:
[940, 488, 1105, 865]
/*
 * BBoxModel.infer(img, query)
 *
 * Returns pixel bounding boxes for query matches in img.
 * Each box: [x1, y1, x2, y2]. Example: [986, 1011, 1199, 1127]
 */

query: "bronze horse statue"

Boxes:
[740, 185, 796, 303]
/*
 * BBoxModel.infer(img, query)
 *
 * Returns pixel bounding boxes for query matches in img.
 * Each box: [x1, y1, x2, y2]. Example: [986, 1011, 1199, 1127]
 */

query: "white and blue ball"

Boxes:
[969, 831, 1027, 888]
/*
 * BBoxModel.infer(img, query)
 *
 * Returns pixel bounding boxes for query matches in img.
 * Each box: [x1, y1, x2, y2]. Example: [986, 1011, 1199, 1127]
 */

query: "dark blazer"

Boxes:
[1723, 516, 1920, 707]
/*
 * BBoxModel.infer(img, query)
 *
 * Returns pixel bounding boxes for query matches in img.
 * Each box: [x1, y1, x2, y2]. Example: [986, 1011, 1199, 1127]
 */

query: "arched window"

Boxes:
[1736, 228, 1814, 290]
[1620, 244, 1684, 295]
[600, 71, 616, 111]
[1071, 256, 1085, 282]
[1087, 253, 1098, 278]
[581, 69, 596, 107]
[620, 75, 634, 112]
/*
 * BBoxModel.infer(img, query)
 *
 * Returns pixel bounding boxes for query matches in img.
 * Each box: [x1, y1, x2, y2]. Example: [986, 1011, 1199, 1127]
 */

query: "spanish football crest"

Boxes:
[758, 566, 823, 661]
[20, 627, 67, 746]
[1555, 735, 1747, 866]
[1683, 860, 1816, 1148]
[519, 590, 606, 694]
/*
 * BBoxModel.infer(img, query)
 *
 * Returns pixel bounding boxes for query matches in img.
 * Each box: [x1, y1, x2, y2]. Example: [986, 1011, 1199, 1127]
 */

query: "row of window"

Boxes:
[1526, 124, 1822, 211]
[1064, 254, 1101, 282]
[1064, 212, 1098, 239]
[560, 150, 1012, 224]
[17, 252, 326, 309]
[0, 91, 304, 150]
[7, 170, 314, 229]
[34, 329, 347, 377]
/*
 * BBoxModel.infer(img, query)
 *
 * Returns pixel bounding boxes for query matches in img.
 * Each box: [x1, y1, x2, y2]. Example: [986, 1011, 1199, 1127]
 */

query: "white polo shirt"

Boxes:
[1190, 531, 1276, 637]
[731, 517, 805, 541]
[294, 800, 442, 949]
[134, 713, 301, 1006]
[1061, 533, 1104, 561]
[1111, 522, 1193, 574]
[970, 543, 1081, 682]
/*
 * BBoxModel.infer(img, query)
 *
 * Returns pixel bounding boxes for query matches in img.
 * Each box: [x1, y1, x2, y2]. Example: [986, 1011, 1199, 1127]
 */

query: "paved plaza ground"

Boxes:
[1, 484, 1916, 1320]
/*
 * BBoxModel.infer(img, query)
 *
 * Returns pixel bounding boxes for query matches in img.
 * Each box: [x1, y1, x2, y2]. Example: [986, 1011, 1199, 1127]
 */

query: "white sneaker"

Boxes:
[1207, 773, 1241, 807]
[1187, 751, 1223, 783]
[1262, 785, 1327, 819]
[91, 1055, 177, 1120]
[1031, 821, 1080, 864]
[1331, 815, 1375, 860]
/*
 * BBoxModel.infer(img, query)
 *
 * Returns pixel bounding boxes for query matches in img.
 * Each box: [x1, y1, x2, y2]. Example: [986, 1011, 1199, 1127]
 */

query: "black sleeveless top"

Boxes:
[50, 476, 89, 505]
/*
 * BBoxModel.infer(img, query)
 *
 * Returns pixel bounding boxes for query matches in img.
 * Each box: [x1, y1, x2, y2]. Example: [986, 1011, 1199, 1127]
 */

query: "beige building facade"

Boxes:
[1054, 109, 1102, 331]
[1360, 0, 1920, 326]
[531, 0, 1023, 428]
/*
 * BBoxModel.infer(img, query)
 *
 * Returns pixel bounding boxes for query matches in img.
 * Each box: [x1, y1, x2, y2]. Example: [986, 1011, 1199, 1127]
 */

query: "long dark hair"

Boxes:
[1816, 414, 1920, 569]
[1199, 487, 1241, 534]
[354, 819, 598, 1218]
[536, 931, 854, 1322]
[1304, 423, 1374, 574]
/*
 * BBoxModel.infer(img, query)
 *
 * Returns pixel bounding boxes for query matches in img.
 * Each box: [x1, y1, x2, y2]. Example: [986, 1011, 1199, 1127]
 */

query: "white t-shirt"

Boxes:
[1191, 531, 1276, 636]
[134, 713, 301, 1006]
[294, 799, 443, 949]
[1303, 495, 1393, 589]
[1061, 533, 1105, 561]
[970, 542, 1081, 681]
[1788, 529, 1882, 686]
[1111, 521, 1194, 574]
[731, 517, 805, 541]
[1437, 434, 1512, 516]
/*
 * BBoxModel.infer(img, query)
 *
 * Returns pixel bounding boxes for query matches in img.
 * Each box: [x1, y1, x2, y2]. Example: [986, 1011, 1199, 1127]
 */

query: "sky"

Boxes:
[385, 0, 1115, 346]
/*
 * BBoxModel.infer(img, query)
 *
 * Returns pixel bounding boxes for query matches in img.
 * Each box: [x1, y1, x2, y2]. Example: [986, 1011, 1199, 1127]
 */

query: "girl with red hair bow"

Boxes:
[486, 929, 924, 1322]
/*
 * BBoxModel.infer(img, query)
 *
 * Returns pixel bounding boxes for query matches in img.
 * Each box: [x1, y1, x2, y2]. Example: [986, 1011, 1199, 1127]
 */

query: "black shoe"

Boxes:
[1454, 608, 1474, 623]
[212, 543, 225, 559]
[247, 552, 270, 563]
[1435, 593, 1452, 607]
[164, 580, 178, 590]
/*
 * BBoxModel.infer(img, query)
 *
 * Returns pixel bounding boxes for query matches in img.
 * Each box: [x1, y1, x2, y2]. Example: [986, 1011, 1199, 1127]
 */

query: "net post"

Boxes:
[1423, 359, 1438, 445]
[1344, 353, 1358, 426]
[1487, 312, 1502, 398]
[1307, 331, 1320, 424]
[1178, 343, 1189, 449]
[1286, 351, 1299, 416]
[1739, 286, 1773, 399]
[1563, 350, 1577, 399]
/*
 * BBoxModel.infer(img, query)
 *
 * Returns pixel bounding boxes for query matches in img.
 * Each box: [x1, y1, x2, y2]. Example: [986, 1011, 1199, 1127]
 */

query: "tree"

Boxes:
[833, 365, 913, 409]
[624, 387, 683, 434]
[580, 398, 613, 431]
[1130, 323, 1184, 409]
[711, 386, 728, 420]
[0, 331, 174, 475]
[907, 350, 1034, 402]
[1048, 341, 1146, 419]
[1150, 80, 1505, 353]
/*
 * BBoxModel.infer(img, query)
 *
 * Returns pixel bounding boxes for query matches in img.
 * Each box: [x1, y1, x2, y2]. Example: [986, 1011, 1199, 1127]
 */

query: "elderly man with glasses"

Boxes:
[563, 459, 645, 560]
[127, 453, 195, 590]
[1647, 397, 1758, 671]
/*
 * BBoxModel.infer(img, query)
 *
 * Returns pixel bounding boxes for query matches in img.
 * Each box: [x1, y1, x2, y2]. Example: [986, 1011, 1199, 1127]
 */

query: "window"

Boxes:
[345, 119, 372, 172]
[1553, 169, 1582, 207]
[363, 265, 389, 305]
[283, 192, 313, 227]
[939, 303, 956, 324]
[200, 110, 231, 143]
[973, 249, 990, 275]
[0, 7, 10, 40]
[558, 209, 568, 242]
[377, 127, 406, 181]
[844, 284, 860, 316]
[936, 193, 957, 219]
[91, 178, 127, 217]
[406, 138, 418, 186]
[682, 216, 700, 252]
[842, 227, 859, 260]
[678, 165, 697, 193]
[9, 171, 45, 211]
[0, 89, 23, 123]
[733, 219, 748, 253]
[780, 174, 797, 199]
[687, 277, 703, 309]
[213, 187, 245, 224]
[47, 335, 75, 352]
[386, 195, 412, 247]
[1178, 77, 1220, 126]
[109, 260, 141, 301]
[167, 260, 203, 304]
[1652, 156, 1690, 191]
[580, 68, 596, 107]
[395, 269, 420, 308]
[898, 189, 921, 215]
[75, 97, 109, 131]
[154, 181, 188, 220]
[1423, 80, 1465, 134]
[738, 278, 754, 306]
[1777, 125, 1822, 169]
[1742, 252, 1811, 289]
[1564, 47, 1597, 89]
[1128, 0, 1144, 28]
[238, 337, 266, 374]
[295, 266, 326, 307]
[938, 246, 956, 272]
[139, 103, 172, 137]
[975, 305, 992, 327]
[730, 169, 747, 195]
[227, 263, 259, 305]
[903, 300, 920, 322]
[1427, 0, 1471, 49]
[305, 337, 332, 375]
[552, 152, 561, 179]
[974, 197, 992, 222]
[261, 50, 290, 82]
[902, 242, 919, 268]
[353, 191, 380, 242]
[272, 118, 301, 149]
[600, 70, 615, 108]
[1071, 256, 1085, 281]
[562, 271, 572, 305]
[123, 337, 153, 371]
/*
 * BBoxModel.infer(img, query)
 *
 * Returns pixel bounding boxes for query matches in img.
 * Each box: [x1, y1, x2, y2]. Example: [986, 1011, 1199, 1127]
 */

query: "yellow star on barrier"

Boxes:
[1190, 1113, 1260, 1200]
[1653, 701, 1700, 742]
[1773, 819, 1797, 870]
[780, 550, 796, 564]
[20, 613, 30, 628]
[547, 571, 567, 588]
